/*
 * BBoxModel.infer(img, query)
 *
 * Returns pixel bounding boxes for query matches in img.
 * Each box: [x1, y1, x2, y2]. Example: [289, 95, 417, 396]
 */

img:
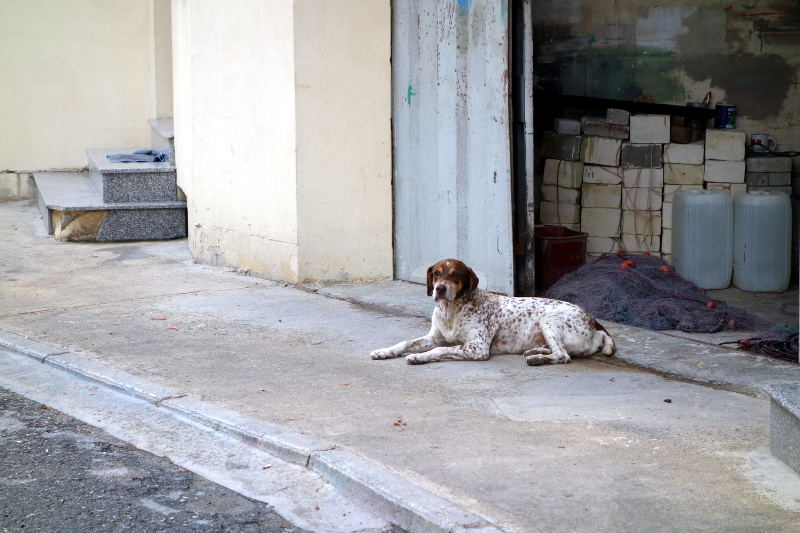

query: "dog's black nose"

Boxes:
[435, 285, 446, 295]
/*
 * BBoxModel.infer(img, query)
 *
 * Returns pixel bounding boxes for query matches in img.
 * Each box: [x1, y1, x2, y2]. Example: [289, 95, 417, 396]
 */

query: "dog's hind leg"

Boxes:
[524, 323, 571, 366]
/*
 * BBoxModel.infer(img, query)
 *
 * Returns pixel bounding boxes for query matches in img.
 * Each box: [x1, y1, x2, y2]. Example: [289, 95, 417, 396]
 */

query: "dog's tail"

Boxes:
[593, 320, 616, 356]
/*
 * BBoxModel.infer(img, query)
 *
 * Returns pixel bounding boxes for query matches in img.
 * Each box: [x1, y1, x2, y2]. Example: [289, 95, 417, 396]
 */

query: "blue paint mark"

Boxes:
[457, 0, 471, 8]
[500, 0, 507, 21]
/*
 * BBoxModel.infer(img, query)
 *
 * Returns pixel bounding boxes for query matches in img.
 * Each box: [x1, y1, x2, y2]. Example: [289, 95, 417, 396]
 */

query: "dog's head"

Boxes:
[426, 259, 479, 302]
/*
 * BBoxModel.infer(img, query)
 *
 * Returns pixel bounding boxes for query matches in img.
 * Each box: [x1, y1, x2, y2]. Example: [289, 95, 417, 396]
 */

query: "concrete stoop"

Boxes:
[34, 119, 186, 242]
[767, 384, 800, 475]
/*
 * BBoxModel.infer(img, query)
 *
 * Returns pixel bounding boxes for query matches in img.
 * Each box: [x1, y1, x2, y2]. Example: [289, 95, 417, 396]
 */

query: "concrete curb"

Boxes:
[0, 330, 503, 533]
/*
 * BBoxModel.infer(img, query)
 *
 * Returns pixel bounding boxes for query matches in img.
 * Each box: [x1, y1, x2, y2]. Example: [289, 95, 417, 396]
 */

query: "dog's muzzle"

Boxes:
[433, 283, 451, 302]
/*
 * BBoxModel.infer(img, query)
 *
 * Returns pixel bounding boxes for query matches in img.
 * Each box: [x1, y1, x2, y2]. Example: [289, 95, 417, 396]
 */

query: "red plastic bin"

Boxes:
[534, 225, 587, 293]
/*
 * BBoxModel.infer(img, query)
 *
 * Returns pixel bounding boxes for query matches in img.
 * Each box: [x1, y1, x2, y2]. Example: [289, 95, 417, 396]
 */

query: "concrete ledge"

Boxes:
[766, 384, 800, 475]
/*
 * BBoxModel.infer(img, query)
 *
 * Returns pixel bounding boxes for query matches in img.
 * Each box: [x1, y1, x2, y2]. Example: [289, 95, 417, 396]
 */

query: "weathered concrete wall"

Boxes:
[0, 0, 158, 172]
[534, 0, 800, 159]
[0, 174, 35, 203]
[173, 0, 393, 284]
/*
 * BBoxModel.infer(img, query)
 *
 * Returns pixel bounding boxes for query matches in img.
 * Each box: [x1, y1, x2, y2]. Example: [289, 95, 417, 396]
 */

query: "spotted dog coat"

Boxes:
[370, 259, 615, 366]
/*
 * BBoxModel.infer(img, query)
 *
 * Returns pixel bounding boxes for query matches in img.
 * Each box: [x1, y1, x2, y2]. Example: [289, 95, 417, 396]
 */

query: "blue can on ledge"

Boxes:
[715, 103, 736, 129]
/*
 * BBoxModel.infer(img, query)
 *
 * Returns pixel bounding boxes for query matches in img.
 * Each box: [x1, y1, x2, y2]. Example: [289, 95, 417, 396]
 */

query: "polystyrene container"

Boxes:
[672, 189, 732, 289]
[733, 191, 792, 292]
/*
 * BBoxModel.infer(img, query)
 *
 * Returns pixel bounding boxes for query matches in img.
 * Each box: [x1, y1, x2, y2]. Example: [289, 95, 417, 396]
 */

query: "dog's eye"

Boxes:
[433, 271, 440, 278]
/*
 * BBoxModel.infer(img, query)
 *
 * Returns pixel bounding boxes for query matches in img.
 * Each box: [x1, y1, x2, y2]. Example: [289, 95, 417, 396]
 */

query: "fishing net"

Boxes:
[721, 326, 799, 364]
[543, 252, 770, 333]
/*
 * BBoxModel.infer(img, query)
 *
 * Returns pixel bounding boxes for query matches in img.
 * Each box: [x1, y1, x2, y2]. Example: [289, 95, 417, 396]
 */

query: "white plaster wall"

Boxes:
[0, 0, 154, 171]
[294, 0, 393, 282]
[173, 0, 300, 282]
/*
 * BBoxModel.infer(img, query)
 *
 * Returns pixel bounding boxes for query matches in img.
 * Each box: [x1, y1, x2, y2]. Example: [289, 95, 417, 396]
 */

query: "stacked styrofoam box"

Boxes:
[621, 167, 662, 253]
[704, 129, 746, 197]
[745, 156, 793, 195]
[539, 129, 584, 229]
[544, 113, 794, 268]
[542, 113, 745, 264]
[615, 114, 669, 255]
[662, 139, 705, 262]
[577, 109, 631, 259]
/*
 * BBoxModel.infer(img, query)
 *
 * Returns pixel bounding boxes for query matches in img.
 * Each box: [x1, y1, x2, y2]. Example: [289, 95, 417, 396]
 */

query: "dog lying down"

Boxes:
[370, 259, 615, 366]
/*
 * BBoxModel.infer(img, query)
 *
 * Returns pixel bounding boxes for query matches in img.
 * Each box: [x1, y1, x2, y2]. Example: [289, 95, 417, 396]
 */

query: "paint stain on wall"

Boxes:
[406, 84, 417, 105]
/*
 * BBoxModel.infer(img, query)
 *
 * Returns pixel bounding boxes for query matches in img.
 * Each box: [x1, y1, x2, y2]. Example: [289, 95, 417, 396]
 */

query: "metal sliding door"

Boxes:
[393, 0, 514, 294]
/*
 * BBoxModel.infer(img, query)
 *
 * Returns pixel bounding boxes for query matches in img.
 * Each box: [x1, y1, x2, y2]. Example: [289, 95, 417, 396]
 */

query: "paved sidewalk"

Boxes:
[2, 199, 800, 533]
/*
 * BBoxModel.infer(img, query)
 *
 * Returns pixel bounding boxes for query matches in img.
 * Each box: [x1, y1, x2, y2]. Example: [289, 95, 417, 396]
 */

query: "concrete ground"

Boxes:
[2, 199, 800, 533]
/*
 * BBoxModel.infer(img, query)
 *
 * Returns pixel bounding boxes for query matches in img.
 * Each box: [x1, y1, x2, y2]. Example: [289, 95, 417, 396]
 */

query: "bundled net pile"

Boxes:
[543, 252, 769, 333]
[722, 327, 799, 363]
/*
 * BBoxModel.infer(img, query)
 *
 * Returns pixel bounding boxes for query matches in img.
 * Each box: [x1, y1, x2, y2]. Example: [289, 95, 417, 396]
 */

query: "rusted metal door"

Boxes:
[393, 0, 514, 295]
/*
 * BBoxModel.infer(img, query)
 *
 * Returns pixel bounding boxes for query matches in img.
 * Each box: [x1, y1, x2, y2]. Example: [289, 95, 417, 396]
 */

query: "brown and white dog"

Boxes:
[370, 259, 615, 366]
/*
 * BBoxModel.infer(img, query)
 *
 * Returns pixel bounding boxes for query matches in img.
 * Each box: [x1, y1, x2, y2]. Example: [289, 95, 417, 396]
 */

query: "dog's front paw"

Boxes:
[405, 354, 426, 365]
[370, 348, 394, 360]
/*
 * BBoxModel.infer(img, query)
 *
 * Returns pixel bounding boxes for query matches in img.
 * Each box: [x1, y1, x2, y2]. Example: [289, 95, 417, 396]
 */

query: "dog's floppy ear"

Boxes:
[426, 265, 434, 296]
[465, 267, 479, 296]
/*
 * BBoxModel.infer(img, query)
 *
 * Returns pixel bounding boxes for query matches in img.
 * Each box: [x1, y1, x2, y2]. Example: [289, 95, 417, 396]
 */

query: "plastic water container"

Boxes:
[733, 191, 792, 292]
[672, 189, 732, 289]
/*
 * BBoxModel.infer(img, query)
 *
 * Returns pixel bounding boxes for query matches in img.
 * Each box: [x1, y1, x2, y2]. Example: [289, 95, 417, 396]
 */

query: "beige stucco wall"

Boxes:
[294, 0, 393, 282]
[0, 0, 157, 172]
[174, 0, 393, 283]
[151, 0, 174, 119]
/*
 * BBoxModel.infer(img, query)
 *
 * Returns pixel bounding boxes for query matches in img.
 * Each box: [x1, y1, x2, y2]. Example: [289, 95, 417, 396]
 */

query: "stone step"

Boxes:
[34, 172, 186, 242]
[766, 384, 800, 475]
[87, 148, 177, 203]
[148, 118, 175, 165]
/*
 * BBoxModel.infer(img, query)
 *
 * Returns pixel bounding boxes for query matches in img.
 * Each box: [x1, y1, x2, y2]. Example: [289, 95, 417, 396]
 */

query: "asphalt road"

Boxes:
[0, 387, 310, 533]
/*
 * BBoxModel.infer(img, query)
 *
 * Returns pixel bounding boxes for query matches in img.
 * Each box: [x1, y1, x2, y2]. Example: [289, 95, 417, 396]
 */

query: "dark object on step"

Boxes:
[107, 150, 167, 163]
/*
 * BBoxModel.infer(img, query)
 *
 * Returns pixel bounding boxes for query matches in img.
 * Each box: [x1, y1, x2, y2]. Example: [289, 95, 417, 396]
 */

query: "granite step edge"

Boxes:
[34, 172, 186, 211]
